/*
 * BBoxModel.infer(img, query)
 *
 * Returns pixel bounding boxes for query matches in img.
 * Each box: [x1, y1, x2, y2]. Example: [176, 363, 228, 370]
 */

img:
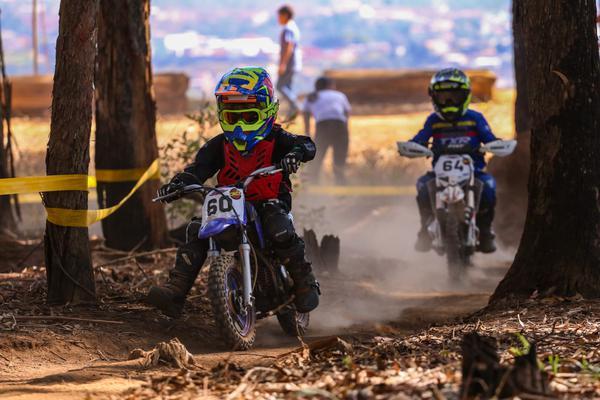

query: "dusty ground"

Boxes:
[0, 192, 513, 399]
[0, 90, 548, 399]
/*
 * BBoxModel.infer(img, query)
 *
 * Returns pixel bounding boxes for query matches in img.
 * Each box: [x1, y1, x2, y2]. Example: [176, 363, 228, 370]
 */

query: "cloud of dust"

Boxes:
[295, 191, 516, 334]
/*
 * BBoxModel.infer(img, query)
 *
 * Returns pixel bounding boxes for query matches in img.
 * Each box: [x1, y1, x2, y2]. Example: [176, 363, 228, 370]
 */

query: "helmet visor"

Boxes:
[432, 90, 468, 107]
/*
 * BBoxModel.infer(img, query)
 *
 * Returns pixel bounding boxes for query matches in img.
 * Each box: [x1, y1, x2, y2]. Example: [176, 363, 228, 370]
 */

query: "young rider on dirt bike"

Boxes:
[147, 67, 320, 318]
[412, 68, 499, 254]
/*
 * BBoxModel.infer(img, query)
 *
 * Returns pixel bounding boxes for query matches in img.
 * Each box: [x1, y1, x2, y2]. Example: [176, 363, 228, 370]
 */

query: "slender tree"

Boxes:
[0, 14, 16, 236]
[95, 0, 168, 251]
[45, 0, 97, 304]
[491, 0, 600, 302]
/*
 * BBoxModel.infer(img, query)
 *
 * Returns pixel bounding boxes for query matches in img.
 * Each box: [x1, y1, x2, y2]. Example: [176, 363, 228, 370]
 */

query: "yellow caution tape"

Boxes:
[45, 159, 160, 227]
[306, 185, 415, 197]
[0, 160, 161, 227]
[0, 175, 95, 196]
[96, 165, 160, 183]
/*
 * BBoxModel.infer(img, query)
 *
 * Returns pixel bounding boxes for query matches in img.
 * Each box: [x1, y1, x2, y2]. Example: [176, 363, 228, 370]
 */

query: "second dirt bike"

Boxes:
[154, 166, 309, 350]
[397, 140, 516, 280]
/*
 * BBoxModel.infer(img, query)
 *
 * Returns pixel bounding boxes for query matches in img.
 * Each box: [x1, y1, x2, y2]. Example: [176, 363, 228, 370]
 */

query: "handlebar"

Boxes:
[152, 165, 283, 203]
[432, 143, 479, 156]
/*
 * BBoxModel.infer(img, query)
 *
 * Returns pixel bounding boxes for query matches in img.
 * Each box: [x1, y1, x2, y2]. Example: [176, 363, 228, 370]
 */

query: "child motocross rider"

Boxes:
[147, 67, 320, 318]
[412, 68, 498, 254]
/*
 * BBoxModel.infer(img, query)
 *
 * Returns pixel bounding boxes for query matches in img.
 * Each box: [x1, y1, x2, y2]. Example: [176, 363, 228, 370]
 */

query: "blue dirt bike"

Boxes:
[154, 166, 309, 350]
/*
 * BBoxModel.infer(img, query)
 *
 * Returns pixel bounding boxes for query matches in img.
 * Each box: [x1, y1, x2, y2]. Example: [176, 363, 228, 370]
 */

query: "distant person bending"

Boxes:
[277, 5, 302, 121]
[304, 77, 351, 184]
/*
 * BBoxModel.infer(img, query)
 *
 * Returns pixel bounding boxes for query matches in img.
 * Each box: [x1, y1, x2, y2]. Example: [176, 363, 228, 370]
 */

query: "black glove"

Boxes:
[157, 172, 198, 203]
[281, 152, 301, 174]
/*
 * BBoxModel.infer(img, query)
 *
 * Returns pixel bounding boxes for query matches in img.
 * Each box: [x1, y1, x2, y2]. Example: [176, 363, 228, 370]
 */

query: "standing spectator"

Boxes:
[304, 77, 351, 184]
[277, 5, 302, 120]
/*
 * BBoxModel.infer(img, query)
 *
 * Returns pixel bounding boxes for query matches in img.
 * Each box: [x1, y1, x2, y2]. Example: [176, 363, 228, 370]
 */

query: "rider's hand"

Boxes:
[281, 152, 301, 174]
[157, 172, 198, 203]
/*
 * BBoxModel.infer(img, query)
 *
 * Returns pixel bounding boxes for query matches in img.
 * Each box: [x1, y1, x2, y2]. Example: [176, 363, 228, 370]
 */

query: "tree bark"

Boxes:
[0, 26, 16, 236]
[491, 0, 600, 302]
[512, 0, 530, 136]
[44, 0, 97, 304]
[485, 0, 531, 247]
[95, 0, 168, 251]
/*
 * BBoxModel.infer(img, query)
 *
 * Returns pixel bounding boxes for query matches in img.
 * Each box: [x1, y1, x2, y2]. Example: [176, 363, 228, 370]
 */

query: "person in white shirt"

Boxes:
[303, 77, 351, 184]
[277, 5, 302, 120]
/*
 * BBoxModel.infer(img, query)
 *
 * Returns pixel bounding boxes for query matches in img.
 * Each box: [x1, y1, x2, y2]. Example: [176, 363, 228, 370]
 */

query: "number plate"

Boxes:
[434, 155, 473, 183]
[201, 187, 246, 230]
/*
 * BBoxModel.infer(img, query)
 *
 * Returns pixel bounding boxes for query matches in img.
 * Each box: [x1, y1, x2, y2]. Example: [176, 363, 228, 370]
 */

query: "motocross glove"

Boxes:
[157, 172, 199, 203]
[281, 152, 301, 174]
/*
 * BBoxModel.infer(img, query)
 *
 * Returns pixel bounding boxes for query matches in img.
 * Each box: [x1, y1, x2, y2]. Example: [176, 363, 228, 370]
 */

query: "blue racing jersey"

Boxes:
[411, 109, 497, 170]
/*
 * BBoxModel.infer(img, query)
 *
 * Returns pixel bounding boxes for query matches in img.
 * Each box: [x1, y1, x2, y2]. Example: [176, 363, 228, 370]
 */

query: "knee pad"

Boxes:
[260, 202, 298, 247]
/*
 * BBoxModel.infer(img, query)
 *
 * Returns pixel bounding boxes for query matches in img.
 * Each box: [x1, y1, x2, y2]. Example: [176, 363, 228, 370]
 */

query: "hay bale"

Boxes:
[10, 73, 190, 117]
[323, 69, 497, 115]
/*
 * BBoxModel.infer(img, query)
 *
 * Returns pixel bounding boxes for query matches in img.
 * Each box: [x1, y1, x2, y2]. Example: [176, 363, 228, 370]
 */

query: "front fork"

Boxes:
[239, 231, 254, 310]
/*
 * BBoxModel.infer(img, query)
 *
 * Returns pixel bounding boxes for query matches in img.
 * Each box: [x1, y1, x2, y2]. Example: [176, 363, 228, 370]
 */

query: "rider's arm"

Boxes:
[183, 135, 225, 183]
[411, 114, 435, 145]
[475, 113, 498, 143]
[273, 127, 316, 162]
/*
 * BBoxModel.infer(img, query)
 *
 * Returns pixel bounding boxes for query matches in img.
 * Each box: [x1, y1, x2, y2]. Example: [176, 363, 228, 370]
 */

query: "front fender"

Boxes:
[438, 185, 465, 204]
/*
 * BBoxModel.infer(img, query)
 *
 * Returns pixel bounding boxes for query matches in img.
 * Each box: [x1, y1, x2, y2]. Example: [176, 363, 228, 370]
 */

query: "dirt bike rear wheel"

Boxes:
[276, 309, 310, 337]
[445, 208, 467, 282]
[208, 255, 256, 350]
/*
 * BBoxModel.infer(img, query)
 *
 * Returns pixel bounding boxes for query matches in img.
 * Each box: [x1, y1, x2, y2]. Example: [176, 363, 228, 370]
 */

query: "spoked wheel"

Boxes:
[208, 255, 256, 350]
[277, 308, 310, 337]
[445, 206, 469, 282]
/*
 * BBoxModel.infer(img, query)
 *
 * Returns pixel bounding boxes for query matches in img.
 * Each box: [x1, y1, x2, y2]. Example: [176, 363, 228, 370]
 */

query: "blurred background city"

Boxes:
[1, 0, 512, 98]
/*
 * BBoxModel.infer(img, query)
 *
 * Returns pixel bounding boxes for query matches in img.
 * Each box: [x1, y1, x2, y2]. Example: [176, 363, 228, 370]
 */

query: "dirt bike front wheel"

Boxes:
[208, 255, 256, 350]
[276, 308, 310, 337]
[445, 206, 468, 282]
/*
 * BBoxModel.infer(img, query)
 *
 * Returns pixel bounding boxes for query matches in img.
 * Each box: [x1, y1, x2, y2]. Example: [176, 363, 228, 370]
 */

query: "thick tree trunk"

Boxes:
[486, 0, 531, 247]
[491, 0, 600, 302]
[95, 0, 168, 251]
[512, 0, 530, 136]
[44, 0, 97, 304]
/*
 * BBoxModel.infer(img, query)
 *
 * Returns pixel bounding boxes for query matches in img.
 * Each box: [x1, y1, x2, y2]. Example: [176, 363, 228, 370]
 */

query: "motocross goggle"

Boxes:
[431, 90, 470, 108]
[218, 102, 278, 133]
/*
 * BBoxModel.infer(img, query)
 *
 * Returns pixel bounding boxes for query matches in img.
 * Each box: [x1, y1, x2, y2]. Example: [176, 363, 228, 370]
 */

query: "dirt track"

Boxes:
[0, 192, 513, 399]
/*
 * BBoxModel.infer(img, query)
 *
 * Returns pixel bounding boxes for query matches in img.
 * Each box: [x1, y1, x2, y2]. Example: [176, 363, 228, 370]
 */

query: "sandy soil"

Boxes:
[0, 192, 513, 399]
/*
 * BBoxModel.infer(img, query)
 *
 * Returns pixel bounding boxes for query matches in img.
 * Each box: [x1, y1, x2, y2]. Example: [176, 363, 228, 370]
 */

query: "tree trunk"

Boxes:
[95, 0, 168, 251]
[44, 0, 97, 304]
[485, 0, 531, 247]
[0, 25, 16, 236]
[491, 0, 600, 302]
[512, 0, 530, 136]
[0, 101, 15, 235]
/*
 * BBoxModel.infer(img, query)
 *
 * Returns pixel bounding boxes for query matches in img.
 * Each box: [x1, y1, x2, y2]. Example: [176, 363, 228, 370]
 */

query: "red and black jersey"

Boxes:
[184, 125, 316, 209]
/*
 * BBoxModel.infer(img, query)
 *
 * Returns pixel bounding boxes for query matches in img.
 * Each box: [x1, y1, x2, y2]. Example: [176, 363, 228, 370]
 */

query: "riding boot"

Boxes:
[415, 202, 433, 252]
[286, 257, 321, 313]
[477, 207, 497, 253]
[147, 242, 205, 318]
[275, 238, 320, 313]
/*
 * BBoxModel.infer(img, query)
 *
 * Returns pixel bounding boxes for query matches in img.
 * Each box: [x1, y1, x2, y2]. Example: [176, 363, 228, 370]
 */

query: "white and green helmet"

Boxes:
[428, 68, 472, 121]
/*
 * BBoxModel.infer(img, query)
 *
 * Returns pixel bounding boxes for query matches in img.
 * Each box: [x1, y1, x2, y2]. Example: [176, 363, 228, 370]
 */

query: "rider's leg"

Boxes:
[415, 172, 435, 252]
[259, 201, 320, 313]
[475, 171, 497, 253]
[147, 219, 209, 318]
